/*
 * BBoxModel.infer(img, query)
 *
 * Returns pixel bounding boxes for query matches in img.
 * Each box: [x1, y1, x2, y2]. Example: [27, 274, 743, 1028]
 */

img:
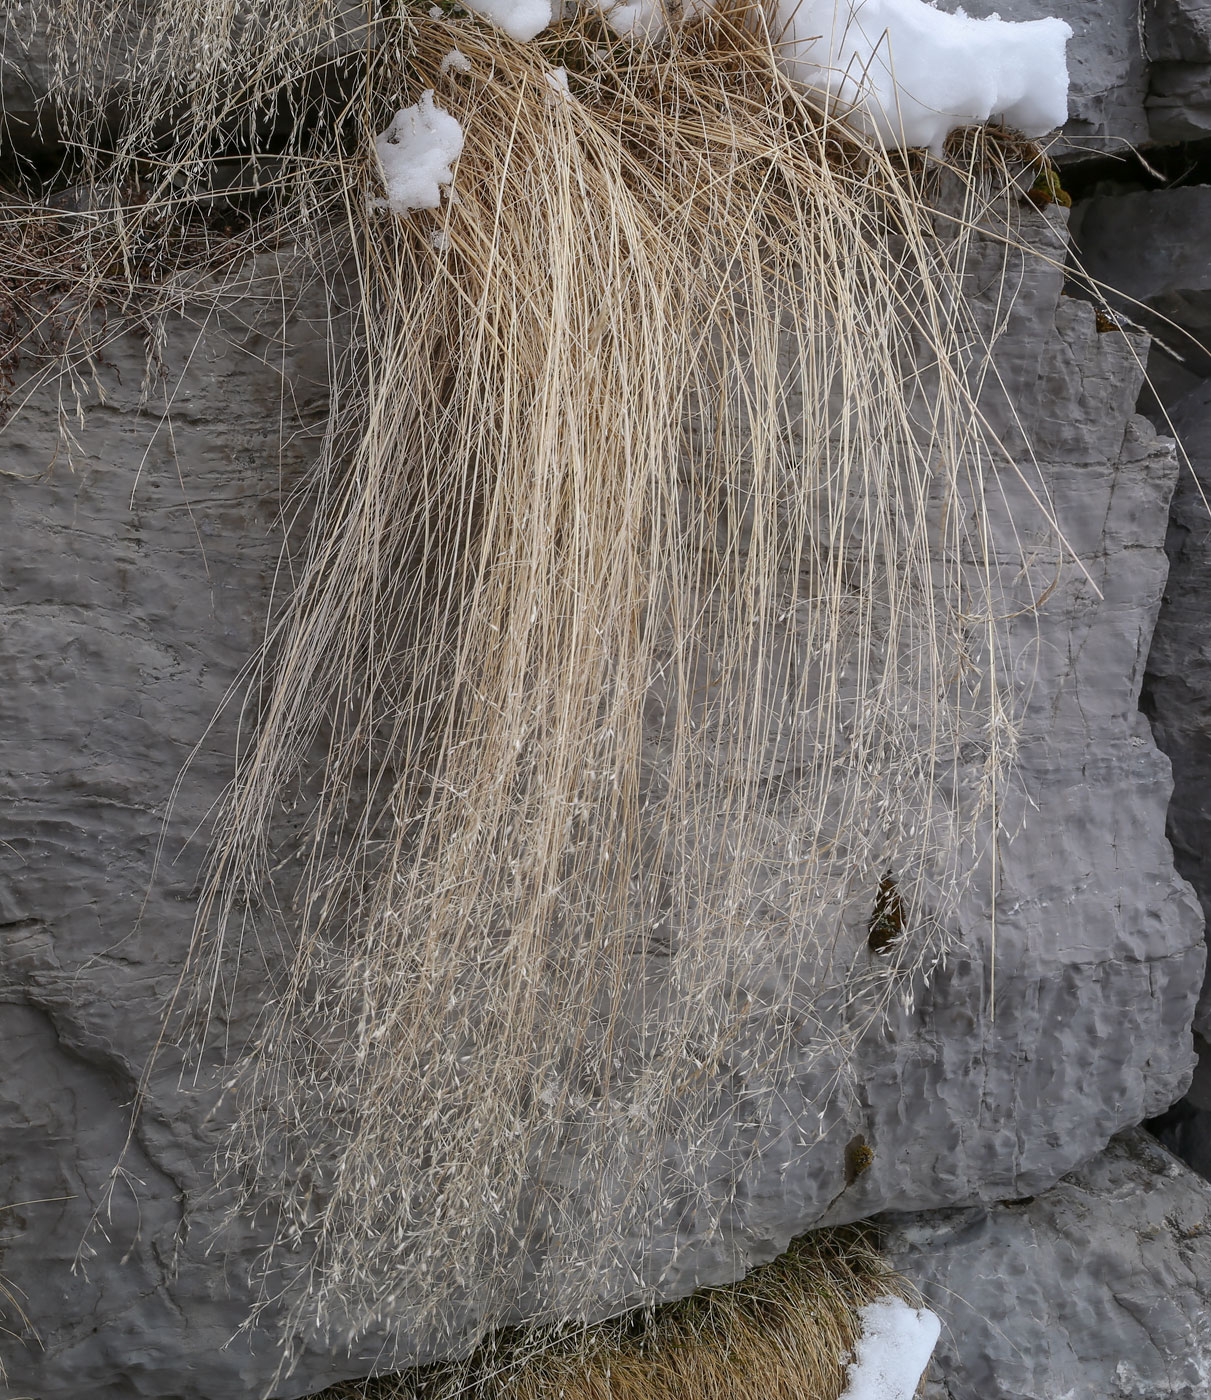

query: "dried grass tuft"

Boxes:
[313, 1227, 918, 1400]
[8, 0, 1049, 1370]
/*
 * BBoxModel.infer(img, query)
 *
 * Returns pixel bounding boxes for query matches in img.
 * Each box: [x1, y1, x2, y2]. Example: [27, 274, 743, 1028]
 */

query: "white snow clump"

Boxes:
[775, 0, 1072, 152]
[589, 0, 708, 39]
[460, 0, 553, 41]
[375, 91, 464, 213]
[440, 47, 473, 74]
[839, 1295, 942, 1400]
[544, 66, 574, 103]
[589, 0, 668, 38]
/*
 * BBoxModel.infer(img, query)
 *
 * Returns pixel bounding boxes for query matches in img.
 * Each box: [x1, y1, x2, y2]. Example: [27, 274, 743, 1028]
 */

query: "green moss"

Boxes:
[1026, 159, 1071, 209]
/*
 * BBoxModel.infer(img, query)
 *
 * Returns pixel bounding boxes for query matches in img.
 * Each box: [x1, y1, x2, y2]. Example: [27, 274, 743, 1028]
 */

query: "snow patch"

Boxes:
[440, 47, 472, 74]
[775, 0, 1072, 152]
[591, 0, 667, 37]
[404, 1, 1070, 161]
[839, 1295, 941, 1400]
[588, 0, 1070, 150]
[375, 92, 464, 213]
[544, 66, 574, 103]
[460, 0, 553, 41]
[590, 0, 710, 39]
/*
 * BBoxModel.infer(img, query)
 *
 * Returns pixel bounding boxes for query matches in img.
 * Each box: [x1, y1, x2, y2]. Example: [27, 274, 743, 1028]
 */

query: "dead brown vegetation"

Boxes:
[11, 0, 1051, 1371]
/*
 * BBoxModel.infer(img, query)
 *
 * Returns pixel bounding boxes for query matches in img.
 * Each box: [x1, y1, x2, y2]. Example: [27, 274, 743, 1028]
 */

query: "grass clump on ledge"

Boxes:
[9, 0, 1057, 1373]
[312, 1227, 924, 1400]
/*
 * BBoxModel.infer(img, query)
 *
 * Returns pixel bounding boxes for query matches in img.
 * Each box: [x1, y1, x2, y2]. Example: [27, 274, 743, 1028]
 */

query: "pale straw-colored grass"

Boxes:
[12, 0, 1045, 1371]
[312, 1227, 919, 1400]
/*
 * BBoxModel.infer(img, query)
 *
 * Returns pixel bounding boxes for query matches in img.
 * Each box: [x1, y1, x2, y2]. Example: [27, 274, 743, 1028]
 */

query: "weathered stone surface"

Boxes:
[1073, 183, 1211, 331]
[1145, 0, 1211, 141]
[1141, 378, 1211, 1180]
[807, 211, 1202, 1241]
[1147, 0, 1211, 62]
[1143, 380, 1211, 1031]
[0, 275, 360, 1400]
[1147, 61, 1211, 142]
[1145, 0, 1211, 142]
[0, 208, 1202, 1400]
[882, 1129, 1211, 1400]
[1070, 184, 1211, 413]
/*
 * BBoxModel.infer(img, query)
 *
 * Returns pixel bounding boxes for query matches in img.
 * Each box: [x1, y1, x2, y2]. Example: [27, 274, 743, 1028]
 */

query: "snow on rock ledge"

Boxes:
[437, 0, 1072, 154]
[841, 1297, 942, 1400]
[773, 0, 1072, 152]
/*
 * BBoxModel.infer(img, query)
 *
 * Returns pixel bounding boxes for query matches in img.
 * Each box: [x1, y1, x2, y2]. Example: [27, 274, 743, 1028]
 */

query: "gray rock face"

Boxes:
[1070, 184, 1211, 413]
[1146, 61, 1211, 142]
[819, 211, 1203, 1238]
[0, 278, 350, 1400]
[882, 1129, 1211, 1400]
[1147, 0, 1211, 62]
[1141, 379, 1211, 1180]
[1143, 380, 1211, 1034]
[1073, 185, 1211, 357]
[1144, 0, 1211, 140]
[0, 196, 1201, 1400]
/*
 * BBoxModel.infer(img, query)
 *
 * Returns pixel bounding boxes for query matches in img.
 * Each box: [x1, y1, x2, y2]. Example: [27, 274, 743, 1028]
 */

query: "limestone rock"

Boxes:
[1140, 379, 1211, 1179]
[1073, 185, 1211, 332]
[1146, 61, 1211, 141]
[0, 273, 356, 1400]
[1142, 380, 1211, 1033]
[0, 213, 1202, 1400]
[881, 1129, 1211, 1400]
[1070, 184, 1211, 416]
[1146, 0, 1211, 63]
[1145, 0, 1211, 142]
